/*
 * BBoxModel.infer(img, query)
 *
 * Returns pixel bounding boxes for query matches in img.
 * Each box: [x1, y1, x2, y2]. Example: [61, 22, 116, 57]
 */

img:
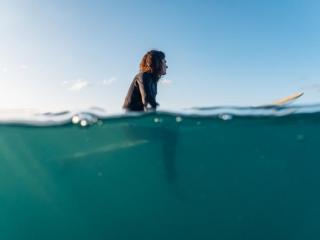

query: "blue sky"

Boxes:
[0, 0, 320, 112]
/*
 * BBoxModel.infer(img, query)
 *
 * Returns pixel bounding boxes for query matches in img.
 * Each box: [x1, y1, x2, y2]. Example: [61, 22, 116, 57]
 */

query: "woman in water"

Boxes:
[123, 50, 167, 111]
[123, 50, 177, 182]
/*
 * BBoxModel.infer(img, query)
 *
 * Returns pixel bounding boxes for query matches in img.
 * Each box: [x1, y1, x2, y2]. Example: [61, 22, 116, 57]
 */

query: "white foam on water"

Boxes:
[1, 104, 320, 126]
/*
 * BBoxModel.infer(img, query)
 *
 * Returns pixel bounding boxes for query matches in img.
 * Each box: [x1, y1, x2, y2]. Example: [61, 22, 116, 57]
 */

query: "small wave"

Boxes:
[1, 104, 320, 126]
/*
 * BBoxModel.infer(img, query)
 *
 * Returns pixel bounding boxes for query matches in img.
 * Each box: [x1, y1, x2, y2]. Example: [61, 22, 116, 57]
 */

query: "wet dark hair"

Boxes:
[139, 50, 166, 77]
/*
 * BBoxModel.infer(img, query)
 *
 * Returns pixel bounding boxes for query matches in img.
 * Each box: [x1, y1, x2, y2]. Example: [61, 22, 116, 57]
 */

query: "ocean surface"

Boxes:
[0, 105, 320, 240]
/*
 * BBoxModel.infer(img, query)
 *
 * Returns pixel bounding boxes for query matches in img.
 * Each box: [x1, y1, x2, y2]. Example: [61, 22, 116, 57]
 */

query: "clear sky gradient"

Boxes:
[1, 0, 320, 112]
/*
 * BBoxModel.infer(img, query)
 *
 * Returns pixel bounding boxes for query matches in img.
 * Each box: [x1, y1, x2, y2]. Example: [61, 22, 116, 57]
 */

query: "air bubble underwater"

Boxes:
[218, 114, 233, 121]
[176, 116, 183, 122]
[154, 117, 163, 123]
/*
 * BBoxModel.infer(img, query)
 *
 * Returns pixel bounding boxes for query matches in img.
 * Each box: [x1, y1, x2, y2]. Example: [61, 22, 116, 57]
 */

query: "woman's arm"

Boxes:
[137, 74, 158, 111]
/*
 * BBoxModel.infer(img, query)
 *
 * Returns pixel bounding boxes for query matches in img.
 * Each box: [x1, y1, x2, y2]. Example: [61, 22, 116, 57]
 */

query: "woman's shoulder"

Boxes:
[141, 72, 153, 78]
[135, 72, 153, 81]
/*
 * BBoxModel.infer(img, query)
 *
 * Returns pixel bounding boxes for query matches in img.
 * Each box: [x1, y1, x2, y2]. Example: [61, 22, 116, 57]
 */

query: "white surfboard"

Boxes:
[271, 92, 304, 106]
[258, 92, 304, 108]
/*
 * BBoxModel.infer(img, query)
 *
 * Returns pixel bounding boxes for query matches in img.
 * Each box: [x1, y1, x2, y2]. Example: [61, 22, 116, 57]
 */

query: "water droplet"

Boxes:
[219, 114, 233, 121]
[80, 120, 87, 127]
[176, 116, 183, 122]
[154, 118, 161, 123]
[72, 113, 98, 126]
[72, 115, 80, 124]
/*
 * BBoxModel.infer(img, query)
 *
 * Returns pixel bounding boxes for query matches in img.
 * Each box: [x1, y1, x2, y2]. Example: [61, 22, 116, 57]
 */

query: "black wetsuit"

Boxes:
[123, 72, 159, 111]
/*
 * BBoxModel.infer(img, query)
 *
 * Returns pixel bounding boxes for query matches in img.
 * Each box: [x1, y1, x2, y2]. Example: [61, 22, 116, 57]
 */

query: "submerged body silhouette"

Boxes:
[123, 123, 178, 182]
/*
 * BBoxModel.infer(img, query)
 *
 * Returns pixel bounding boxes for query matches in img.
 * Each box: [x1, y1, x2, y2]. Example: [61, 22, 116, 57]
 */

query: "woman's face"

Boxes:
[160, 58, 168, 75]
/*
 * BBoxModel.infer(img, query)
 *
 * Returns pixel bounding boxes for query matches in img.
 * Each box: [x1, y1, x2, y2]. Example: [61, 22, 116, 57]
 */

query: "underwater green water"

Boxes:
[0, 112, 320, 240]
